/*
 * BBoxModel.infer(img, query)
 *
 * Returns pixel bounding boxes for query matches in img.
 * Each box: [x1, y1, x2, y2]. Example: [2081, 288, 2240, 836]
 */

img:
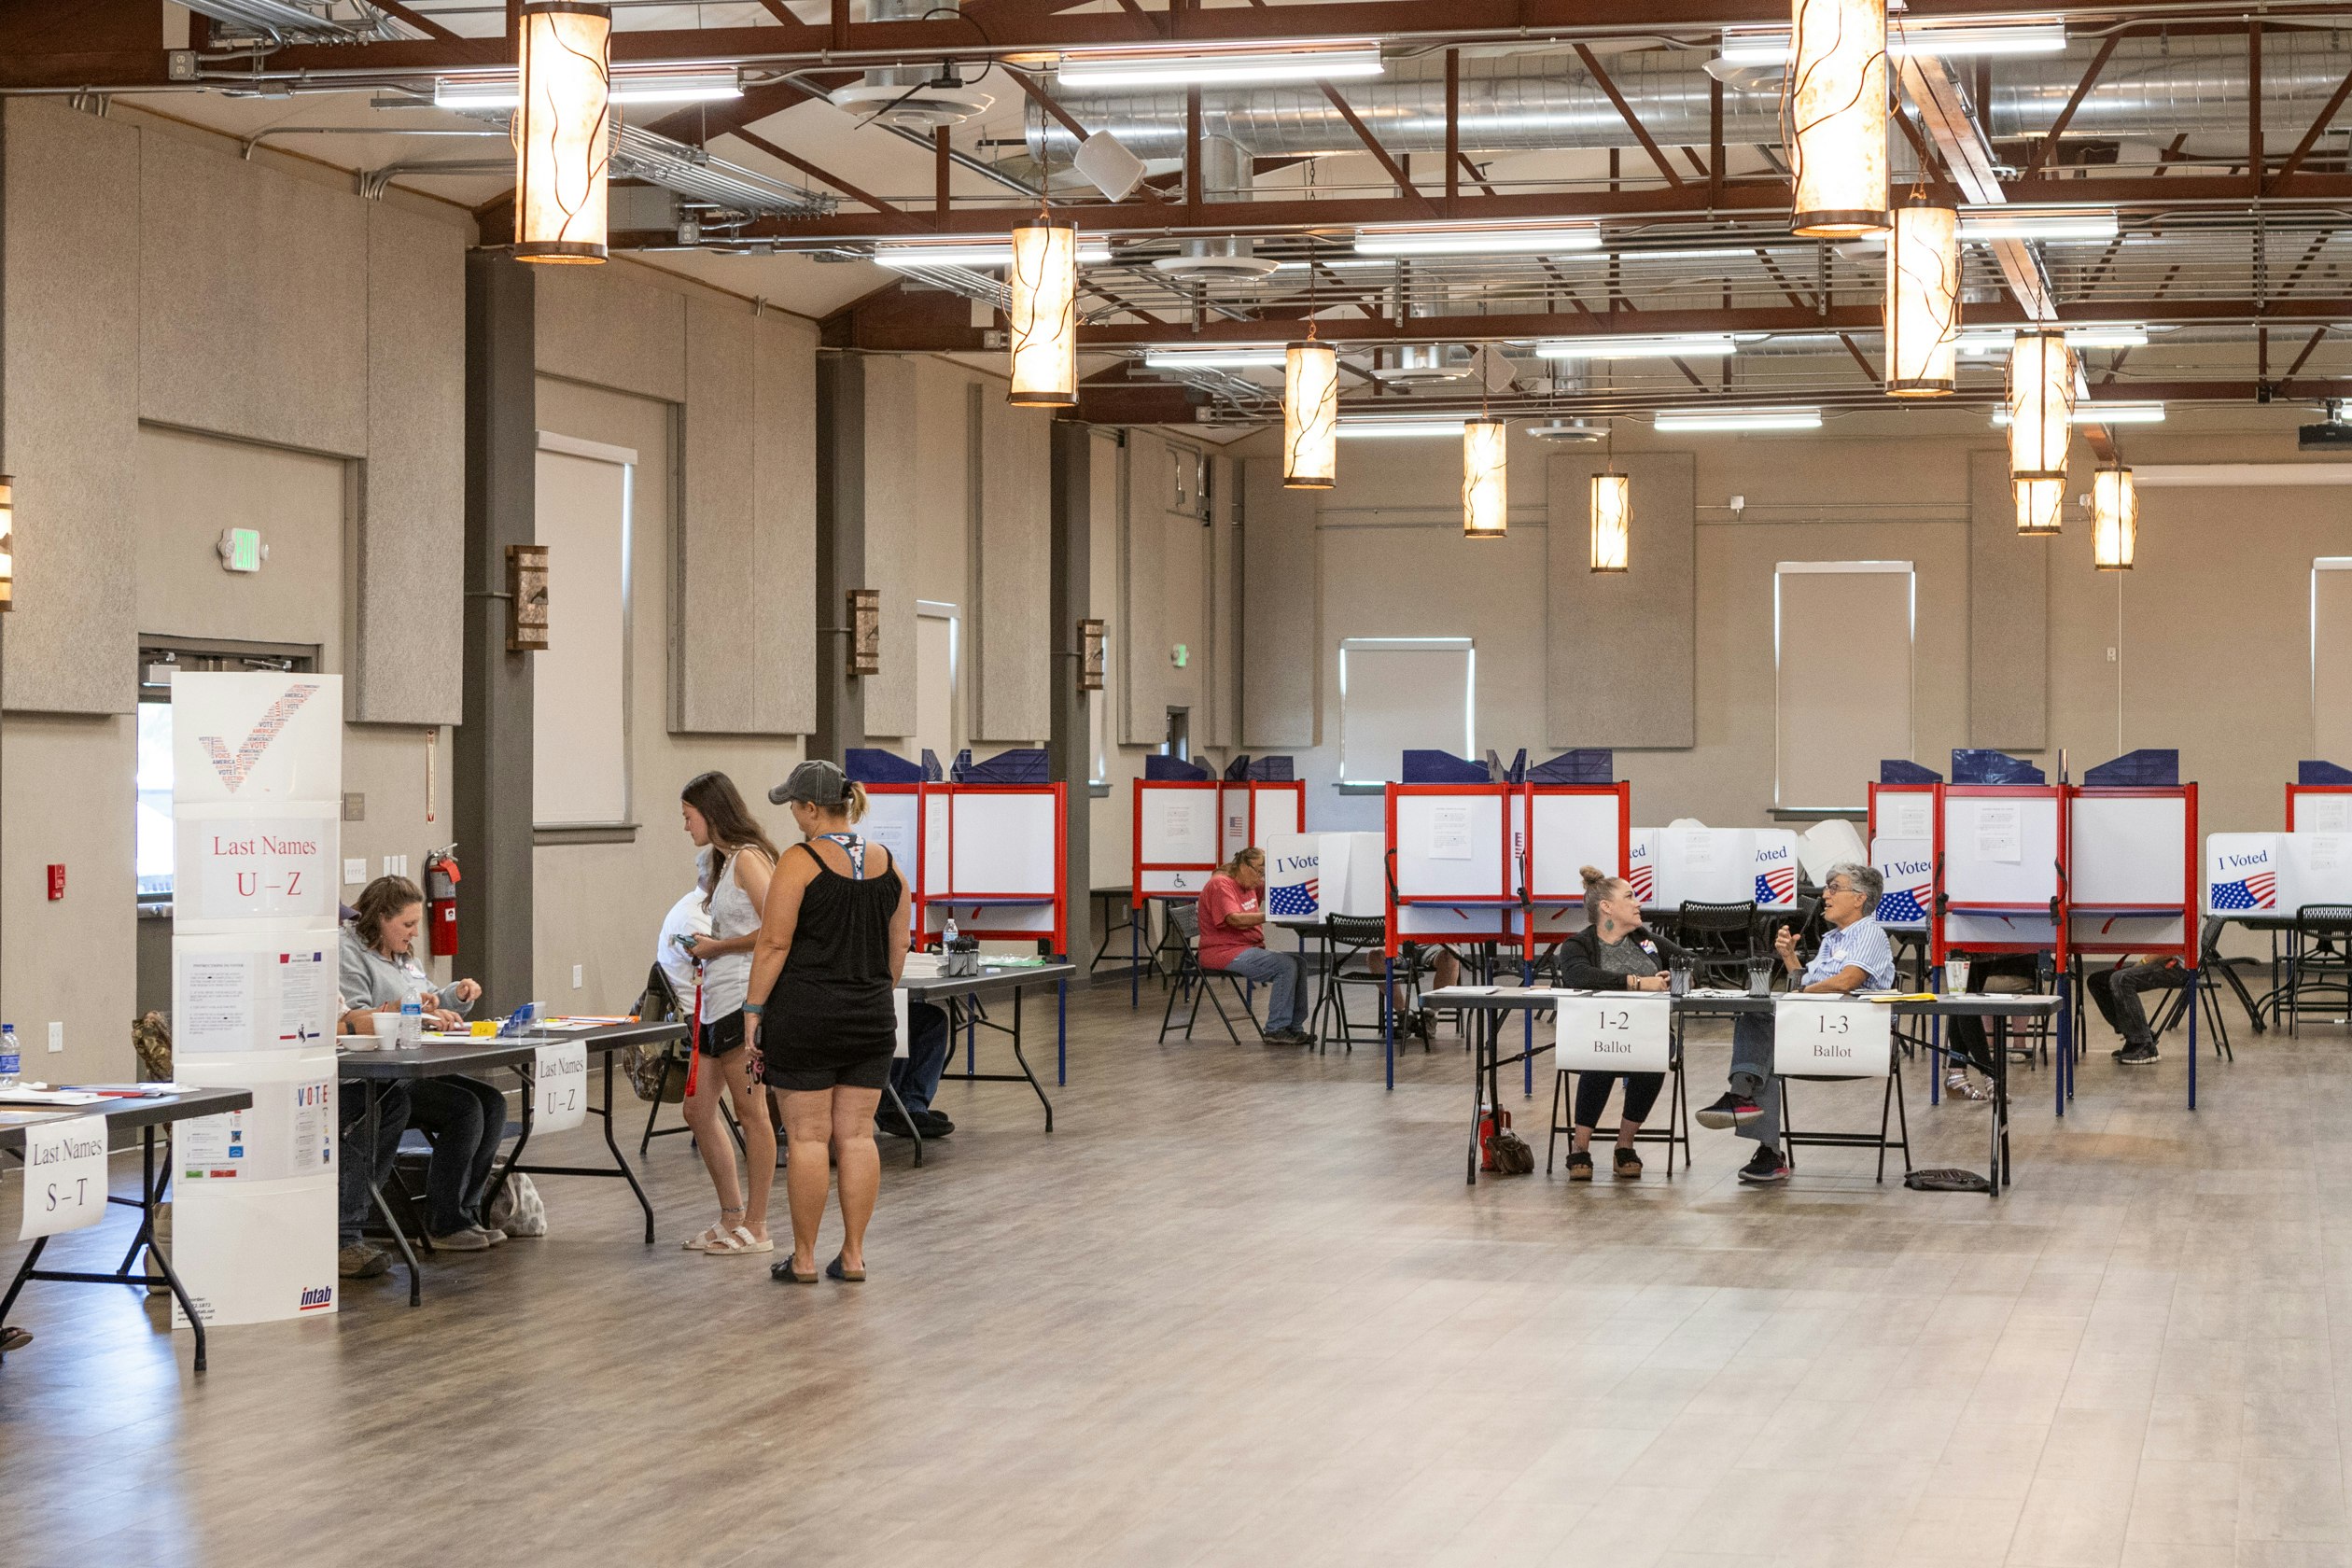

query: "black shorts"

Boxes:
[763, 1052, 893, 1093]
[696, 1008, 748, 1058]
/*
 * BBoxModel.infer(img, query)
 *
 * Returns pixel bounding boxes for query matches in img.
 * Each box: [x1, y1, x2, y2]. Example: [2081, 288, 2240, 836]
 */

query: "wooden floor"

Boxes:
[0, 983, 2343, 1568]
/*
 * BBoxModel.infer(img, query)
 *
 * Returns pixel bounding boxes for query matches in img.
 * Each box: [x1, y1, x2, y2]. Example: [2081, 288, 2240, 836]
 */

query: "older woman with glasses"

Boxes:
[1695, 861, 1895, 1185]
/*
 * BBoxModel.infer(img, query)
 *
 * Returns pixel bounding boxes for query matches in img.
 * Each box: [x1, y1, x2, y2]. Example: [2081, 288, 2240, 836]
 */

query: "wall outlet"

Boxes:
[571, 964, 584, 989]
[47, 1022, 63, 1054]
[2107, 647, 2118, 663]
[344, 858, 368, 886]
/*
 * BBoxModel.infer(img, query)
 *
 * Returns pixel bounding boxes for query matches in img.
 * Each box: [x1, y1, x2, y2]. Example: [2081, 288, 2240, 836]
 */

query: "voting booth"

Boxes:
[1867, 781, 1940, 931]
[1131, 779, 1223, 903]
[1384, 783, 1520, 957]
[2206, 832, 2352, 914]
[1519, 783, 1634, 945]
[1933, 784, 2068, 970]
[2287, 785, 2352, 833]
[1642, 827, 1801, 913]
[2069, 784, 2198, 964]
[1220, 779, 1306, 862]
[920, 782, 1068, 952]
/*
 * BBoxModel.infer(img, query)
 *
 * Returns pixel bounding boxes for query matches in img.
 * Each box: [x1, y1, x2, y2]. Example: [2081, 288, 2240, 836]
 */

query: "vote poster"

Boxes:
[172, 674, 343, 1328]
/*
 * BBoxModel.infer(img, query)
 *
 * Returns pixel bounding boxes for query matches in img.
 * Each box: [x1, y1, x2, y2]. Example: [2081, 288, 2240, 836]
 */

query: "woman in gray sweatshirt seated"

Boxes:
[1549, 864, 1687, 1181]
[339, 875, 505, 1252]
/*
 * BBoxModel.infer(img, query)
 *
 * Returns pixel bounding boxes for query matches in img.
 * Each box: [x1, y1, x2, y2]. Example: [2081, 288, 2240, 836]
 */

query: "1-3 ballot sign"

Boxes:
[1554, 994, 1672, 1073]
[20, 1115, 109, 1240]
[1771, 997, 1893, 1077]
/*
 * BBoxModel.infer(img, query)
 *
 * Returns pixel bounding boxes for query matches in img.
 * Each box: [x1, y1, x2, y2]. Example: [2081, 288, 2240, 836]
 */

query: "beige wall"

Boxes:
[1227, 405, 2352, 844]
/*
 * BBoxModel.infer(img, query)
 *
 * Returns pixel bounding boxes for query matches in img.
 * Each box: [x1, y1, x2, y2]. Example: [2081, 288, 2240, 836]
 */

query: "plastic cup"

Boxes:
[1946, 955, 1972, 996]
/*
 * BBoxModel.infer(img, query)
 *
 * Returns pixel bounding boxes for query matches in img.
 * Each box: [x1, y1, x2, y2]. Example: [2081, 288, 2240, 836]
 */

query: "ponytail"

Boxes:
[1580, 863, 1632, 925]
[844, 780, 868, 824]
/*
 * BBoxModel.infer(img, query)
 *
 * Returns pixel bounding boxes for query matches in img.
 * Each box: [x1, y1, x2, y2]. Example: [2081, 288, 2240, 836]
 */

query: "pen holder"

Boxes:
[1745, 958, 1775, 997]
[1667, 963, 1691, 999]
[942, 936, 981, 978]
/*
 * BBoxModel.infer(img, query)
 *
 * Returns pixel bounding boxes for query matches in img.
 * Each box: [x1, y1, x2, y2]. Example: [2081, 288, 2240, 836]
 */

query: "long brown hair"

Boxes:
[352, 875, 425, 951]
[683, 772, 778, 900]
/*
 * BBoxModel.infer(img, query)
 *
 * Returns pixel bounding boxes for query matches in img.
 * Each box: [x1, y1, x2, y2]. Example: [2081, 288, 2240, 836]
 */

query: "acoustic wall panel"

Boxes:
[860, 356, 918, 739]
[973, 398, 1051, 741]
[1547, 449, 1696, 748]
[1119, 434, 1161, 746]
[1, 100, 141, 715]
[533, 262, 687, 402]
[353, 201, 466, 725]
[1239, 455, 1317, 747]
[138, 130, 368, 457]
[673, 300, 814, 735]
[1967, 448, 2049, 749]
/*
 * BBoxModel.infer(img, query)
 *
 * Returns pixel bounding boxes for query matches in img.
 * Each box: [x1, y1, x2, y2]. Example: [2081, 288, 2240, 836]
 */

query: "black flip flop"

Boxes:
[0, 1326, 30, 1353]
[771, 1259, 820, 1284]
[826, 1254, 866, 1282]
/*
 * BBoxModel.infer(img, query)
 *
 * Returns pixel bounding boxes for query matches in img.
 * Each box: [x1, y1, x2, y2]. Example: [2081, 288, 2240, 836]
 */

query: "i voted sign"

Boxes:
[1554, 994, 1672, 1074]
[20, 1115, 109, 1239]
[1771, 998, 1892, 1078]
[531, 1043, 588, 1133]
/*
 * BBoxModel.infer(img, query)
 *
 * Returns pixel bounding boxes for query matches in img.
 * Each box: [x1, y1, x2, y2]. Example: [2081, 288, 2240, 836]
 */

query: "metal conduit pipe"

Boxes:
[1029, 34, 2352, 162]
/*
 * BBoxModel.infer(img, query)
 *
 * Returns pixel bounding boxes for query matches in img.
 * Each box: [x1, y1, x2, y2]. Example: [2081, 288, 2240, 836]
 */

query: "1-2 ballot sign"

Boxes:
[1554, 994, 1672, 1074]
[531, 1043, 588, 1134]
[1771, 997, 1892, 1077]
[20, 1115, 109, 1240]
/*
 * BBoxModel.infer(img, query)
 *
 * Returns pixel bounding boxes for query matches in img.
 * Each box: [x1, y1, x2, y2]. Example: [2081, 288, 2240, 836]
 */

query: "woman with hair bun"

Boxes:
[1549, 864, 1687, 1181]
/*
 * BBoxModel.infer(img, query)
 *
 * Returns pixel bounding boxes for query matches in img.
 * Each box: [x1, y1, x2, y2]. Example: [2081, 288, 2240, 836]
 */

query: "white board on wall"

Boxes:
[1775, 563, 1912, 812]
[533, 433, 634, 827]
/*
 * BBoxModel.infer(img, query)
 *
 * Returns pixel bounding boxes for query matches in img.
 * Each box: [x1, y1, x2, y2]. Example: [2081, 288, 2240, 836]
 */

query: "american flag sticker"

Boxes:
[1269, 879, 1320, 917]
[1754, 866, 1798, 905]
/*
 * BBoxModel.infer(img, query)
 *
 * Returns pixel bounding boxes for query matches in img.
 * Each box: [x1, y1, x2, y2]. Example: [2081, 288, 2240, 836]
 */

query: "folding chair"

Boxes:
[1676, 900, 1759, 988]
[2149, 918, 2266, 1062]
[2289, 904, 2352, 1036]
[1324, 914, 1409, 1055]
[1779, 1057, 1912, 1183]
[1157, 902, 1267, 1044]
[1546, 1047, 1692, 1176]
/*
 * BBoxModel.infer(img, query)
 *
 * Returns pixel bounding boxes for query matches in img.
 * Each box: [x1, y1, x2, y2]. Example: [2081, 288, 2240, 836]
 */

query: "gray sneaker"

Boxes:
[474, 1225, 510, 1246]
[429, 1226, 495, 1252]
[338, 1242, 390, 1280]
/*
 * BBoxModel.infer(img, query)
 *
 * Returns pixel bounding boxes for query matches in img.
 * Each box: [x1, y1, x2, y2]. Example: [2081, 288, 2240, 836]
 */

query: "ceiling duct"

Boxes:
[611, 124, 838, 218]
[830, 0, 995, 130]
[1029, 35, 2352, 162]
[1152, 135, 1279, 282]
[179, 0, 390, 43]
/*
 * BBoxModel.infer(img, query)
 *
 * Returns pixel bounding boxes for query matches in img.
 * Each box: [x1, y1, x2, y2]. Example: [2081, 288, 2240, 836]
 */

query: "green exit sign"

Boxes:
[219, 528, 263, 573]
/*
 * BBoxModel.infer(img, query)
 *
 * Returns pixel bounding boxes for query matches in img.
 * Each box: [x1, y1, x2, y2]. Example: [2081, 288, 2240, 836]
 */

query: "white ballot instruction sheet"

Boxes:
[1887, 794, 1934, 840]
[1975, 803, 2023, 863]
[1429, 805, 1473, 861]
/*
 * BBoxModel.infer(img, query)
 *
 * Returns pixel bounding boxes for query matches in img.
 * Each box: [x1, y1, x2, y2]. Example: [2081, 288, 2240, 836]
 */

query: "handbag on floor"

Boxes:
[486, 1172, 547, 1237]
[1481, 1108, 1535, 1175]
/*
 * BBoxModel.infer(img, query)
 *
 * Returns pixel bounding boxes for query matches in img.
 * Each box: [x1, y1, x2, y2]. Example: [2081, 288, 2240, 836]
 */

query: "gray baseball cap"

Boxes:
[769, 759, 850, 807]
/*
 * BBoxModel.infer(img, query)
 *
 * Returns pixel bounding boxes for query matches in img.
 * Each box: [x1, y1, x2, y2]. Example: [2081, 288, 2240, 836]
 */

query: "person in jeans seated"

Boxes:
[2087, 916, 2222, 1066]
[1195, 847, 1312, 1044]
[1553, 865, 1688, 1181]
[1697, 861, 1894, 1184]
[878, 1001, 956, 1141]
[335, 996, 409, 1281]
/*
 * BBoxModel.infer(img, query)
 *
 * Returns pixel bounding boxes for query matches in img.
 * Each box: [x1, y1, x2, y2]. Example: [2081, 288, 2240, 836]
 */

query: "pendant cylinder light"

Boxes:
[2013, 476, 2065, 536]
[1790, 0, 1890, 237]
[1884, 201, 1959, 396]
[2007, 330, 2074, 481]
[1589, 472, 1631, 572]
[513, 1, 612, 263]
[1463, 418, 1508, 539]
[0, 473, 15, 611]
[2092, 465, 2137, 568]
[1006, 218, 1078, 407]
[1282, 340, 1338, 488]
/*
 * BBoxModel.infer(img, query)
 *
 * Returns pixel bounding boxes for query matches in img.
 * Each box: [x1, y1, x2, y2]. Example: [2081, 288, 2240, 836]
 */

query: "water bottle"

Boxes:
[944, 917, 959, 953]
[0, 1024, 21, 1090]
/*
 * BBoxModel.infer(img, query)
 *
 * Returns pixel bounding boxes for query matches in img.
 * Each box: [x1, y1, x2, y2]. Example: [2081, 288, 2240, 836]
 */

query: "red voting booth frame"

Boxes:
[864, 780, 1069, 956]
[2287, 783, 2352, 830]
[1882, 778, 2204, 1113]
[1130, 779, 1222, 907]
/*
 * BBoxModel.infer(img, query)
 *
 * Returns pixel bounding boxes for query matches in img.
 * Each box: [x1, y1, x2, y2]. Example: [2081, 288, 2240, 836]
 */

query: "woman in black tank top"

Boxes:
[745, 761, 913, 1284]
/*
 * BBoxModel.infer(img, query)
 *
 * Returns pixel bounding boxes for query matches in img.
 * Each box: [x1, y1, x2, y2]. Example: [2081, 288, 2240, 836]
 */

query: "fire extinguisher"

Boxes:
[425, 847, 461, 959]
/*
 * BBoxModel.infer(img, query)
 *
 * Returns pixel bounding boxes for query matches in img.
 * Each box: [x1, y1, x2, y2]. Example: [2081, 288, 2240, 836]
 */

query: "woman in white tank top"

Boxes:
[674, 772, 780, 1255]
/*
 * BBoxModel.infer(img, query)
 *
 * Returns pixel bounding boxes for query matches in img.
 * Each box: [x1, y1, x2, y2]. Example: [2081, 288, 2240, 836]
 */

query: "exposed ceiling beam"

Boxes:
[1897, 55, 2054, 322]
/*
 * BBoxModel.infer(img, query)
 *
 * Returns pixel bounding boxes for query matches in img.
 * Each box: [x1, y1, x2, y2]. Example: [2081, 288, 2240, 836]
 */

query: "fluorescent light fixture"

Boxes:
[436, 70, 740, 110]
[1055, 45, 1383, 90]
[874, 240, 1112, 268]
[1353, 222, 1603, 258]
[1892, 23, 2067, 57]
[1337, 418, 1465, 440]
[1653, 406, 1823, 432]
[1994, 400, 2165, 427]
[1717, 28, 1791, 64]
[1958, 211, 2119, 243]
[1535, 333, 1741, 360]
[1143, 347, 1290, 371]
[1958, 324, 2148, 356]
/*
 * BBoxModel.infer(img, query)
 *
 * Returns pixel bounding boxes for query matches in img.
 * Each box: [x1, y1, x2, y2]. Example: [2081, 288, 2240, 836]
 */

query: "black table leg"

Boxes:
[596, 1053, 657, 1243]
[364, 1080, 424, 1307]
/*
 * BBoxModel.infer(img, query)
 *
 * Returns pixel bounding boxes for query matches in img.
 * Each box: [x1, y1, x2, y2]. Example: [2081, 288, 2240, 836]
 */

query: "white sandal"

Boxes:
[681, 1209, 746, 1251]
[702, 1225, 773, 1256]
[1945, 1069, 1993, 1103]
